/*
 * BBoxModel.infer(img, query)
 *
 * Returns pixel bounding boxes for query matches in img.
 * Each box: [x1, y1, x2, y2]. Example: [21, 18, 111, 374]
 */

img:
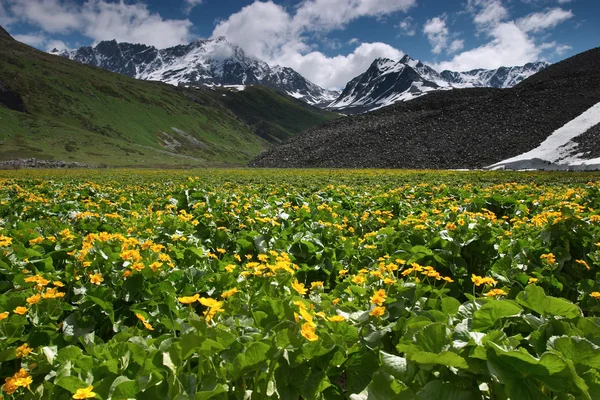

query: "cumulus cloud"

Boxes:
[211, 0, 415, 89]
[13, 32, 47, 47]
[46, 39, 69, 51]
[435, 2, 573, 71]
[396, 17, 416, 36]
[281, 42, 404, 89]
[5, 0, 194, 48]
[516, 8, 573, 33]
[423, 17, 449, 54]
[0, 1, 16, 26]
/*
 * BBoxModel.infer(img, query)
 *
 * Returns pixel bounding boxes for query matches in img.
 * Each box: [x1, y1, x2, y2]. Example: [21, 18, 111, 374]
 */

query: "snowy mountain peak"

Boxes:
[329, 54, 549, 113]
[53, 37, 338, 107]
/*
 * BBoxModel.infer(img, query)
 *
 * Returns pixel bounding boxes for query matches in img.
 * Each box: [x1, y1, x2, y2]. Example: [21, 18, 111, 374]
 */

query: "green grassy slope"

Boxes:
[198, 86, 339, 144]
[0, 28, 268, 167]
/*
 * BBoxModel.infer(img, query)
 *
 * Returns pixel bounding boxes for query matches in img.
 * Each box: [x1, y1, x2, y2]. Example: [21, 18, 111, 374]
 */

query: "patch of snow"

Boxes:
[489, 102, 600, 170]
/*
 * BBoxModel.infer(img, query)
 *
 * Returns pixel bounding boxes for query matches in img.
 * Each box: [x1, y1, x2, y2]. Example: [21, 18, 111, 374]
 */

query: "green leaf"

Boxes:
[55, 375, 89, 393]
[416, 381, 477, 400]
[410, 351, 468, 369]
[440, 297, 461, 316]
[550, 336, 600, 369]
[516, 285, 580, 319]
[360, 371, 412, 400]
[111, 377, 140, 400]
[414, 323, 449, 354]
[380, 351, 414, 382]
[472, 300, 523, 331]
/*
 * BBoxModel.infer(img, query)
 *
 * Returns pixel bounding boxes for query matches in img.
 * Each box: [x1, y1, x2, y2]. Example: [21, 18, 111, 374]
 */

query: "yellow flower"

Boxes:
[298, 307, 314, 326]
[291, 279, 308, 295]
[352, 274, 366, 284]
[89, 273, 103, 285]
[257, 254, 268, 262]
[13, 375, 33, 390]
[328, 315, 346, 322]
[29, 237, 44, 246]
[576, 259, 591, 270]
[73, 386, 96, 399]
[528, 277, 538, 284]
[26, 294, 41, 305]
[300, 322, 319, 341]
[199, 297, 224, 322]
[225, 264, 236, 273]
[16, 343, 33, 358]
[471, 274, 497, 287]
[0, 311, 9, 320]
[443, 276, 454, 283]
[311, 281, 324, 289]
[485, 289, 508, 297]
[590, 292, 600, 299]
[370, 289, 387, 306]
[370, 306, 386, 317]
[540, 253, 556, 265]
[217, 248, 227, 254]
[178, 294, 200, 304]
[14, 306, 28, 315]
[338, 269, 348, 277]
[53, 281, 65, 287]
[221, 288, 239, 298]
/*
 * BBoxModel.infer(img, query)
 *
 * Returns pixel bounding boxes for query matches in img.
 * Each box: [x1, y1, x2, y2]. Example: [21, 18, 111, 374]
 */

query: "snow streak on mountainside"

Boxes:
[329, 56, 549, 113]
[489, 102, 600, 170]
[50, 38, 339, 106]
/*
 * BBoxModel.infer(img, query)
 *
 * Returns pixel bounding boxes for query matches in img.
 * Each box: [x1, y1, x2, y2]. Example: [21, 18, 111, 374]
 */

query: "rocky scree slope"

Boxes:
[250, 47, 600, 169]
[51, 38, 339, 107]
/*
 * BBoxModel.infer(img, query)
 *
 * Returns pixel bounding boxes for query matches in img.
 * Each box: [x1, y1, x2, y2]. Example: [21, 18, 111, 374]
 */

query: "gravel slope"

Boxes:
[251, 47, 600, 169]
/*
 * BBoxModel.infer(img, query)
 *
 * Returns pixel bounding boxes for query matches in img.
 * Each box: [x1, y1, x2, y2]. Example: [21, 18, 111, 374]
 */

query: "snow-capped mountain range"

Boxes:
[50, 37, 339, 106]
[329, 56, 549, 112]
[50, 37, 548, 113]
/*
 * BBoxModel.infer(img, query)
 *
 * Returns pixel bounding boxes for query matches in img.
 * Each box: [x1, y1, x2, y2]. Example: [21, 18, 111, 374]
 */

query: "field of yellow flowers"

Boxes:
[1, 169, 600, 399]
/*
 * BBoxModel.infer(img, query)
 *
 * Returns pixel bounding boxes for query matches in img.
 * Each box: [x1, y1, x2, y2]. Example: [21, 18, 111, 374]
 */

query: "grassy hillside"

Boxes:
[198, 86, 339, 144]
[0, 28, 268, 167]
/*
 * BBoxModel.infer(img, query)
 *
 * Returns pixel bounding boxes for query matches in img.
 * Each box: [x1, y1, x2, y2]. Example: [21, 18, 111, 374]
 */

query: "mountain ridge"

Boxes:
[328, 56, 549, 113]
[51, 38, 339, 107]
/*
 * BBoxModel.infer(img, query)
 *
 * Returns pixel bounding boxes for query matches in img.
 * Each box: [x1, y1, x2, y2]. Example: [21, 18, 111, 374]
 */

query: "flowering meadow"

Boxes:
[1, 169, 600, 399]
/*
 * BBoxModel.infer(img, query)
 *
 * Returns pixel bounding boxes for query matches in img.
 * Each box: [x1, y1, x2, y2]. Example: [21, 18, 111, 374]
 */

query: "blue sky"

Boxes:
[1, 0, 597, 89]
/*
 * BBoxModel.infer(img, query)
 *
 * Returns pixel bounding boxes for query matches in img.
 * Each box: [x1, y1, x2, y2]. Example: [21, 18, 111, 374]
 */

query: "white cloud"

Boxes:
[292, 0, 416, 32]
[472, 0, 508, 29]
[8, 0, 81, 33]
[448, 39, 464, 53]
[0, 1, 16, 26]
[423, 17, 449, 54]
[516, 8, 573, 33]
[184, 0, 203, 15]
[13, 32, 47, 46]
[396, 16, 416, 36]
[5, 0, 194, 48]
[211, 0, 414, 89]
[435, 3, 573, 72]
[46, 39, 69, 51]
[281, 42, 404, 89]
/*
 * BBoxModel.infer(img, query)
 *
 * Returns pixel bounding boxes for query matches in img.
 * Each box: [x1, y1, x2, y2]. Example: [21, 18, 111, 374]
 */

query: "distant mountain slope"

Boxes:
[440, 62, 549, 89]
[251, 47, 600, 169]
[196, 85, 338, 144]
[0, 26, 269, 167]
[51, 38, 339, 107]
[1, 27, 338, 166]
[328, 56, 548, 113]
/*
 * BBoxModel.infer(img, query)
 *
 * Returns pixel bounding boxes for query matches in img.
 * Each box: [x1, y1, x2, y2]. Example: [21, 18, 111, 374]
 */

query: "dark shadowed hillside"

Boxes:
[251, 47, 600, 169]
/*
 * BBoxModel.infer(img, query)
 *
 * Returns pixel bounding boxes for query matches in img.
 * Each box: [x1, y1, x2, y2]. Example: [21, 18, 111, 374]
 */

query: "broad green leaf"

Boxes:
[410, 351, 468, 369]
[472, 300, 522, 331]
[516, 285, 580, 319]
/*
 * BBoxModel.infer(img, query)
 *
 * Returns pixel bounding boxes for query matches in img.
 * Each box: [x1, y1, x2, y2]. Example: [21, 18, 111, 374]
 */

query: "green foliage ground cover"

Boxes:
[0, 169, 599, 399]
